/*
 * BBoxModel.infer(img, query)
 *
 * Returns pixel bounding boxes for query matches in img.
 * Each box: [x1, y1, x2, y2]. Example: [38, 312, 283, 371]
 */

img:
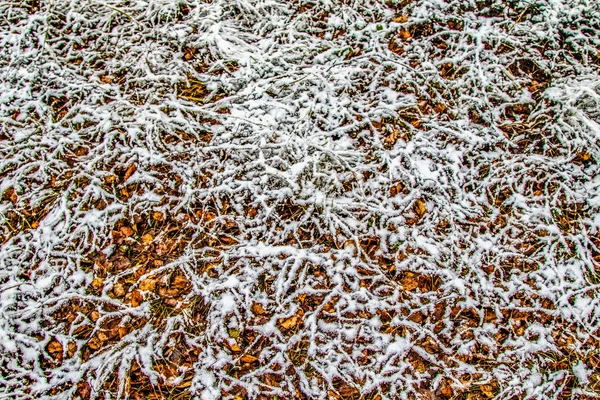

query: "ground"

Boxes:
[1, 0, 600, 399]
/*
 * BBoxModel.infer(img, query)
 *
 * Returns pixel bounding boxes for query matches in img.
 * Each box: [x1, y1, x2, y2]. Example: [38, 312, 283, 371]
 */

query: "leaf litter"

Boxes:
[1, 0, 600, 399]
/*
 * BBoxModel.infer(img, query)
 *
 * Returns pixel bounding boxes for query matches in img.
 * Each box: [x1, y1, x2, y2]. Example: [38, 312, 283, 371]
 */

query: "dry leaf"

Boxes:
[384, 127, 400, 148]
[123, 163, 137, 182]
[130, 290, 143, 307]
[90, 277, 103, 291]
[47, 339, 63, 355]
[140, 233, 153, 244]
[251, 303, 266, 315]
[393, 15, 408, 23]
[171, 275, 190, 291]
[139, 278, 156, 291]
[414, 199, 427, 218]
[67, 342, 77, 358]
[229, 343, 241, 352]
[31, 221, 39, 229]
[481, 384, 494, 398]
[240, 354, 258, 363]
[112, 282, 126, 297]
[152, 211, 164, 221]
[120, 226, 134, 237]
[399, 27, 412, 40]
[87, 336, 102, 350]
[279, 315, 299, 330]
[401, 274, 419, 291]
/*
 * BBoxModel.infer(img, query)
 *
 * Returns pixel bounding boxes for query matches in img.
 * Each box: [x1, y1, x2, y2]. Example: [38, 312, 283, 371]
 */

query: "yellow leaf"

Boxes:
[393, 15, 408, 23]
[414, 199, 427, 218]
[152, 211, 164, 221]
[140, 233, 153, 244]
[139, 278, 156, 291]
[279, 315, 299, 330]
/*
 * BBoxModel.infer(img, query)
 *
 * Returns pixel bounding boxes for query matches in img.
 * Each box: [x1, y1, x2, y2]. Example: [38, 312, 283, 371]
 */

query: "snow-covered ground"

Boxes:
[1, 0, 600, 398]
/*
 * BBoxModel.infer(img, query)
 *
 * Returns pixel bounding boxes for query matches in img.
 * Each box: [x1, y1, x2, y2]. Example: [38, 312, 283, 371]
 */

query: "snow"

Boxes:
[1, 0, 600, 398]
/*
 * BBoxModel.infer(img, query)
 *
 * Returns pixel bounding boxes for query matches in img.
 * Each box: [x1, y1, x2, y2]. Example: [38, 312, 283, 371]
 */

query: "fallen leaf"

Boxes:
[123, 163, 137, 182]
[171, 275, 190, 291]
[384, 127, 400, 148]
[229, 343, 241, 352]
[401, 273, 419, 291]
[152, 211, 164, 221]
[130, 290, 143, 307]
[47, 339, 63, 355]
[120, 226, 134, 237]
[31, 221, 39, 229]
[139, 278, 156, 291]
[481, 384, 494, 398]
[399, 27, 412, 40]
[279, 315, 299, 330]
[112, 282, 126, 298]
[393, 15, 408, 23]
[67, 342, 77, 358]
[251, 303, 266, 315]
[140, 233, 153, 244]
[87, 336, 102, 350]
[240, 354, 258, 363]
[90, 277, 103, 291]
[414, 199, 427, 218]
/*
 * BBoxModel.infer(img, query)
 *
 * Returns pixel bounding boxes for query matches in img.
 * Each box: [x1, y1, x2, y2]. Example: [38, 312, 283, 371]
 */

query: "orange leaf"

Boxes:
[47, 339, 63, 354]
[123, 163, 137, 182]
[140, 233, 153, 244]
[152, 211, 164, 221]
[251, 303, 266, 315]
[414, 199, 427, 218]
[120, 226, 134, 237]
[130, 290, 143, 307]
[240, 354, 258, 363]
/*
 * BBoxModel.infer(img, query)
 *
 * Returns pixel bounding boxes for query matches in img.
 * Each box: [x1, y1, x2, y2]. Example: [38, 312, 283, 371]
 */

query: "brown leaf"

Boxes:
[171, 275, 190, 291]
[401, 273, 419, 291]
[384, 127, 400, 148]
[87, 336, 102, 350]
[393, 15, 408, 23]
[399, 27, 412, 40]
[67, 342, 77, 358]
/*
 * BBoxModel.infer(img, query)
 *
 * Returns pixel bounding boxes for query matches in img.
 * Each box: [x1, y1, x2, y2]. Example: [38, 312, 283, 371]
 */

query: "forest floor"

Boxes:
[1, 0, 600, 399]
